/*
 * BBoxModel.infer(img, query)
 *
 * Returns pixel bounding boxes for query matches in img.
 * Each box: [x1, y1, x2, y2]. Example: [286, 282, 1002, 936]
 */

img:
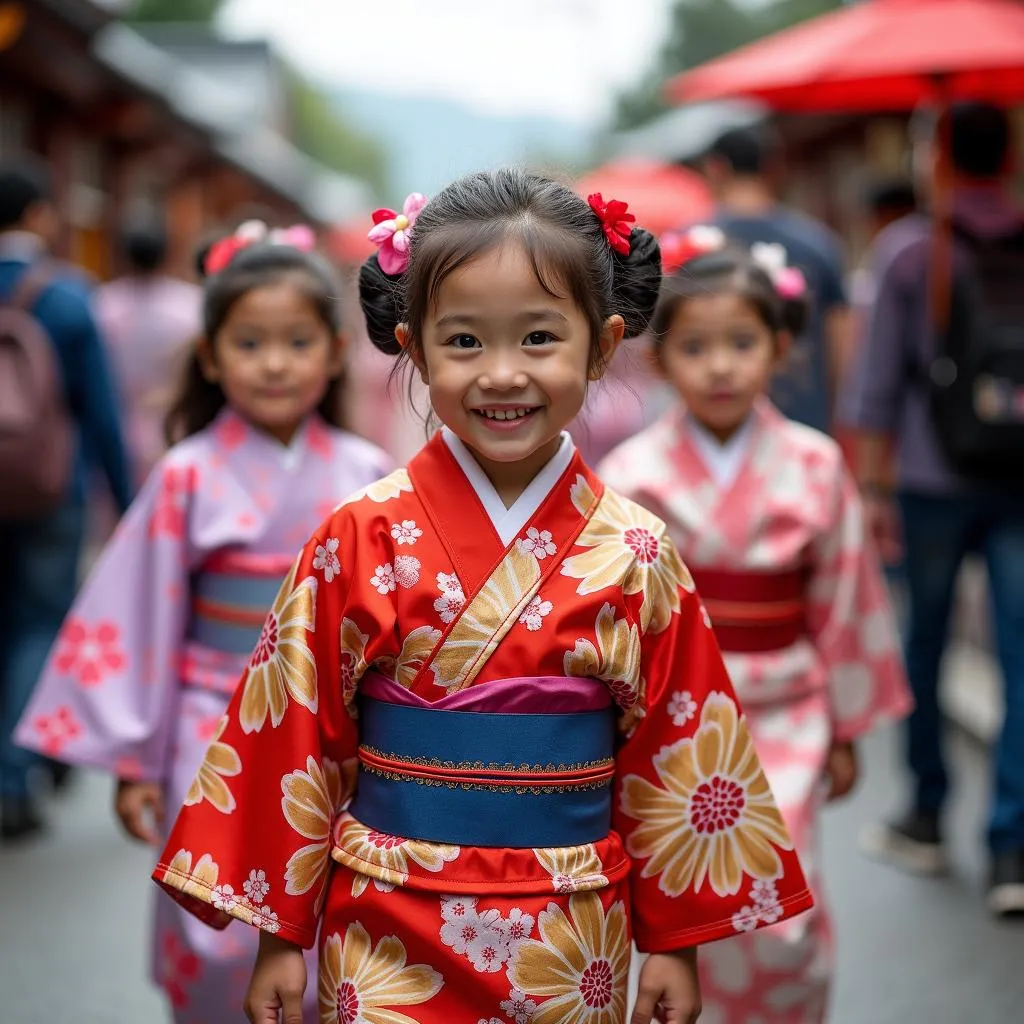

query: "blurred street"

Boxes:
[1, 723, 1020, 1024]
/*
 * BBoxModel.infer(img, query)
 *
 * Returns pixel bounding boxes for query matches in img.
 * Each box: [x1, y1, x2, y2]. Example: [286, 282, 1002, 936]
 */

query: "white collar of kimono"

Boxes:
[685, 410, 755, 488]
[441, 426, 576, 545]
[224, 410, 308, 471]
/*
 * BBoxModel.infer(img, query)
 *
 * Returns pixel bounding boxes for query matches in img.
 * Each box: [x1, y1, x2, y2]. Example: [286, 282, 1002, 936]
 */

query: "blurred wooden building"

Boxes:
[0, 0, 371, 279]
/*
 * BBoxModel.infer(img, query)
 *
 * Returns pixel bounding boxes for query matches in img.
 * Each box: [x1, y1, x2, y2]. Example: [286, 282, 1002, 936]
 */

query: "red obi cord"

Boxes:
[690, 566, 806, 653]
[357, 746, 616, 791]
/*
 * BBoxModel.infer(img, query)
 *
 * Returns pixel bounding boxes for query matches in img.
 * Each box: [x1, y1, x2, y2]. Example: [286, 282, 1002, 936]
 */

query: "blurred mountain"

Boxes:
[331, 88, 598, 201]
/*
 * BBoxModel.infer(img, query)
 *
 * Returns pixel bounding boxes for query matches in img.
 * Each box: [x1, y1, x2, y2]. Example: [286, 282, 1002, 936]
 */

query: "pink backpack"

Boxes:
[0, 264, 73, 521]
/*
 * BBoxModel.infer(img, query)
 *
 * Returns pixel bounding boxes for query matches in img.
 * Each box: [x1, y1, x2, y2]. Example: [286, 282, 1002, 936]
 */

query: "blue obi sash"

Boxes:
[187, 566, 282, 655]
[349, 696, 617, 848]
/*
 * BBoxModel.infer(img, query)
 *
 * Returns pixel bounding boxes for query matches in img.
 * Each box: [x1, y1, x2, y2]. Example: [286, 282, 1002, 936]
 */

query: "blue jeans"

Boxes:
[900, 490, 1024, 854]
[0, 500, 84, 799]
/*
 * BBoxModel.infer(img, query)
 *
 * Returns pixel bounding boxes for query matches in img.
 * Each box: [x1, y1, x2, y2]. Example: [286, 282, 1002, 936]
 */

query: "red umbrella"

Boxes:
[666, 0, 1024, 112]
[575, 160, 713, 236]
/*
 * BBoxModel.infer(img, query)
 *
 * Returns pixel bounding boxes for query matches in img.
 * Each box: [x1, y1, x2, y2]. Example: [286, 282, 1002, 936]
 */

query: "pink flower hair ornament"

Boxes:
[368, 193, 428, 275]
[750, 242, 807, 300]
[204, 220, 318, 276]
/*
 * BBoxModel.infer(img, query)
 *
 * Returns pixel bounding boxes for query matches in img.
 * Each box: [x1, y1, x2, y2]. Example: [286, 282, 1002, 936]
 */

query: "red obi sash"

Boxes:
[690, 566, 806, 653]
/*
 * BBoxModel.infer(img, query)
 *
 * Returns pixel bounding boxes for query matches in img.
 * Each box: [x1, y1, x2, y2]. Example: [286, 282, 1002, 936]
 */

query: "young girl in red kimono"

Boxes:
[599, 230, 912, 1022]
[17, 225, 392, 1023]
[154, 173, 815, 1024]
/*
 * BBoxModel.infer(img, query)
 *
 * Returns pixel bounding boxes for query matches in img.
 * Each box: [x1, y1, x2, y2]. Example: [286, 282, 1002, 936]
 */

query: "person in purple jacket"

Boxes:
[841, 103, 1024, 917]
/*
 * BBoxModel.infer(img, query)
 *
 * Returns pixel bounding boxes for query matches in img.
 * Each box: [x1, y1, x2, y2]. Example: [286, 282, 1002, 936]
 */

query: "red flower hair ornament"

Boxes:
[658, 226, 727, 275]
[587, 193, 635, 256]
[204, 220, 317, 276]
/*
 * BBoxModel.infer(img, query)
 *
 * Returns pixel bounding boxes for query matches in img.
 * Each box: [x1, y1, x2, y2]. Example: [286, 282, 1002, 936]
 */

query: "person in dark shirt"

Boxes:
[704, 126, 850, 434]
[0, 158, 133, 840]
[840, 104, 1024, 916]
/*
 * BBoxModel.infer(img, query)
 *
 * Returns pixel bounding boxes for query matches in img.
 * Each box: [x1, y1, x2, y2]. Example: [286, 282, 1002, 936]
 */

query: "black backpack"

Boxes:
[927, 224, 1024, 481]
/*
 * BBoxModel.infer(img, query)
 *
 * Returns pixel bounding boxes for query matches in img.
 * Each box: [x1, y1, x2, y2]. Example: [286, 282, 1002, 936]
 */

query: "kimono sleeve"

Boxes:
[806, 459, 913, 743]
[613, 557, 814, 953]
[153, 512, 360, 949]
[14, 455, 195, 780]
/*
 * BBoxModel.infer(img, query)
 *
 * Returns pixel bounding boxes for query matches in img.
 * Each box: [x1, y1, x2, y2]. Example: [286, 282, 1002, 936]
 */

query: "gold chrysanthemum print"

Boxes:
[376, 625, 443, 690]
[337, 469, 413, 508]
[340, 618, 370, 710]
[183, 715, 241, 814]
[508, 893, 629, 1024]
[563, 603, 643, 713]
[620, 692, 792, 898]
[333, 814, 460, 896]
[431, 546, 541, 692]
[318, 922, 443, 1024]
[282, 756, 357, 911]
[534, 845, 610, 894]
[561, 480, 693, 635]
[162, 848, 220, 901]
[239, 562, 318, 733]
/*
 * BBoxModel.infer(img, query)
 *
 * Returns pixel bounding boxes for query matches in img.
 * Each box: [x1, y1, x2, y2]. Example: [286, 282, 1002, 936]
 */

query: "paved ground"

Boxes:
[1, 724, 1020, 1023]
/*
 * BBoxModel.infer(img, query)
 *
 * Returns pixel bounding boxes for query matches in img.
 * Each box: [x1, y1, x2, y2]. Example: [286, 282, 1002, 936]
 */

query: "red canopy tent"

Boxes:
[574, 160, 713, 235]
[666, 0, 1024, 112]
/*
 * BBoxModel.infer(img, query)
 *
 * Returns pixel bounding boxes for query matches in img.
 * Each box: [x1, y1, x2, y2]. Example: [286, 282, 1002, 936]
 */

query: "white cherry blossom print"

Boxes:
[394, 554, 421, 589]
[439, 902, 489, 955]
[436, 571, 463, 594]
[501, 988, 538, 1024]
[370, 564, 397, 596]
[518, 596, 553, 632]
[441, 895, 477, 924]
[667, 690, 698, 726]
[732, 904, 760, 933]
[501, 907, 535, 957]
[468, 923, 510, 973]
[391, 519, 423, 545]
[211, 884, 238, 911]
[312, 538, 341, 583]
[243, 869, 269, 905]
[434, 572, 466, 625]
[251, 904, 280, 934]
[517, 527, 556, 560]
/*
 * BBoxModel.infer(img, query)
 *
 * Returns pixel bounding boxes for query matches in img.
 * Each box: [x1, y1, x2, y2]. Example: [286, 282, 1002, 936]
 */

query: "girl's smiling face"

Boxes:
[403, 241, 623, 501]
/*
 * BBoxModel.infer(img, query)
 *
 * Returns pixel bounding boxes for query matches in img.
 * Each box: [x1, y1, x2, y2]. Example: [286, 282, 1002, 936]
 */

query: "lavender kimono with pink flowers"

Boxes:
[16, 408, 391, 1024]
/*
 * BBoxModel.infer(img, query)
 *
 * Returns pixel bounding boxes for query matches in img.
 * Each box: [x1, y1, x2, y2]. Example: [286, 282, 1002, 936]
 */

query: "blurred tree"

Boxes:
[284, 68, 388, 193]
[129, 0, 226, 21]
[613, 0, 842, 130]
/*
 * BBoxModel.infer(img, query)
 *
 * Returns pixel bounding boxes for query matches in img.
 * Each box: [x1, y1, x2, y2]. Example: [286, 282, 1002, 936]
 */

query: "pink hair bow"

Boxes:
[750, 242, 807, 299]
[658, 225, 726, 274]
[368, 193, 428, 275]
[204, 220, 317, 275]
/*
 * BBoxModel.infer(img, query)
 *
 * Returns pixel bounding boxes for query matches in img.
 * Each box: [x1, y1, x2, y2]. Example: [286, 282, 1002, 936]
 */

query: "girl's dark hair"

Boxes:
[358, 168, 662, 374]
[650, 247, 809, 344]
[165, 242, 348, 444]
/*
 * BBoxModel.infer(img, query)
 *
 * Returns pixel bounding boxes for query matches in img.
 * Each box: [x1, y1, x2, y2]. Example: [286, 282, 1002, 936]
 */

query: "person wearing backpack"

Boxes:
[840, 103, 1024, 917]
[0, 158, 133, 840]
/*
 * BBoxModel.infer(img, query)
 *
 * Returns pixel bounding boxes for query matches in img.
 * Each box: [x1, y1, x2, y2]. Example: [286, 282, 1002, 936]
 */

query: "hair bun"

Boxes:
[614, 227, 662, 339]
[358, 252, 404, 356]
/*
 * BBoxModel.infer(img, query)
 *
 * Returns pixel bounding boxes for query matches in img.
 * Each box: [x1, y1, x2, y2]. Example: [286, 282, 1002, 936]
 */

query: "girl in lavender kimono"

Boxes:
[16, 224, 393, 1024]
[599, 229, 912, 1023]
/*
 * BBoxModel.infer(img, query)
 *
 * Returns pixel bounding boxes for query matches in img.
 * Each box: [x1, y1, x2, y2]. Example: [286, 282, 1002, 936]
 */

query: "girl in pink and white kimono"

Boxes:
[599, 231, 912, 1024]
[17, 226, 392, 1024]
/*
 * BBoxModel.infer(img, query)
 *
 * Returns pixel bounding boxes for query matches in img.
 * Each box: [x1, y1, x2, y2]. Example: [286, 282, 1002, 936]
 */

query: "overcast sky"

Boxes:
[220, 0, 673, 123]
